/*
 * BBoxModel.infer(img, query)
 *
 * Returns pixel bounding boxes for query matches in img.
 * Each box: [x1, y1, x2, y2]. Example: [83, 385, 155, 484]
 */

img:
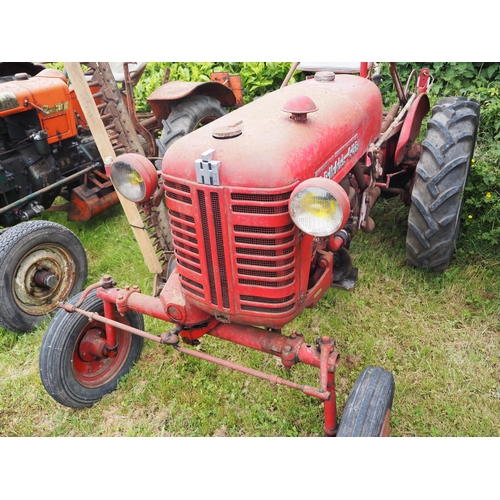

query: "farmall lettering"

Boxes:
[316, 135, 359, 180]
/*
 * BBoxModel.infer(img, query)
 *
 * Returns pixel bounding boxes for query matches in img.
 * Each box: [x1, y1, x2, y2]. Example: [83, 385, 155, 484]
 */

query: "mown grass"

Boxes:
[0, 195, 499, 437]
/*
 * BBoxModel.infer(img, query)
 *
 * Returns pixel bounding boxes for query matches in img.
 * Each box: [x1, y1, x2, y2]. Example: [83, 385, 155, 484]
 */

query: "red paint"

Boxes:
[395, 92, 430, 166]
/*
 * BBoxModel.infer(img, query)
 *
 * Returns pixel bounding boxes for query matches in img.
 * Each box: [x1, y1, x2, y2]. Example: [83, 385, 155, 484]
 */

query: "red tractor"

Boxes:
[0, 62, 240, 333]
[38, 63, 480, 436]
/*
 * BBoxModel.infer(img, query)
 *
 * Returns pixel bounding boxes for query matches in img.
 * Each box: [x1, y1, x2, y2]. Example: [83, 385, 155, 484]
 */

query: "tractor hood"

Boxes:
[162, 73, 383, 190]
[0, 68, 79, 143]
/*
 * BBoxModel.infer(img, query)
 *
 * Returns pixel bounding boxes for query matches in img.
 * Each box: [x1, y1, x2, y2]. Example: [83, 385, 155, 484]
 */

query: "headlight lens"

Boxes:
[289, 178, 350, 237]
[110, 153, 158, 203]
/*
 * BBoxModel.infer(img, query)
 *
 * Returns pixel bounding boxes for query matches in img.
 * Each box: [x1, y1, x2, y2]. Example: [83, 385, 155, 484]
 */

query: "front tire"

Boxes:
[337, 366, 395, 437]
[156, 95, 226, 156]
[39, 290, 144, 408]
[406, 97, 480, 272]
[0, 221, 88, 333]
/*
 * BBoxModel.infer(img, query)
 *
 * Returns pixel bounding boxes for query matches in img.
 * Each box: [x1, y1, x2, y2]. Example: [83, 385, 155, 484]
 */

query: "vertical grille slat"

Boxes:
[198, 190, 218, 306]
[211, 192, 230, 309]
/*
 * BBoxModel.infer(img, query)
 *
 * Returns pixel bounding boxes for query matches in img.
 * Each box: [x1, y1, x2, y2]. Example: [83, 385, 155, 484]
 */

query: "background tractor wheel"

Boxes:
[406, 97, 480, 272]
[337, 366, 395, 437]
[0, 221, 88, 333]
[156, 95, 226, 157]
[39, 290, 144, 408]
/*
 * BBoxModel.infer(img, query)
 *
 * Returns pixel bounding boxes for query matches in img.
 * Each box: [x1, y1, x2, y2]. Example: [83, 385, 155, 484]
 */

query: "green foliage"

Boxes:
[377, 62, 499, 102]
[422, 62, 500, 254]
[132, 62, 167, 113]
[46, 62, 64, 72]
[467, 80, 500, 142]
[215, 62, 302, 100]
[462, 150, 500, 249]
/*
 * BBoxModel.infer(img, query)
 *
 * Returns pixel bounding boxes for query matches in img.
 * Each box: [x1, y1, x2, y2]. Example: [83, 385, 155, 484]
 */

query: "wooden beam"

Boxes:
[64, 62, 162, 274]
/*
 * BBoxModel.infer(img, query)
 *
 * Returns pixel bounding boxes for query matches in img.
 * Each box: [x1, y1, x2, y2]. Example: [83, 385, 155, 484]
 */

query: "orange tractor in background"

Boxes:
[0, 62, 242, 333]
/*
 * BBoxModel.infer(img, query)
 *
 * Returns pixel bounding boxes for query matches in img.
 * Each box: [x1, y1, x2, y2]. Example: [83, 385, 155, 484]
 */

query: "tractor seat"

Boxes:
[297, 62, 373, 74]
[108, 62, 147, 83]
[82, 62, 147, 85]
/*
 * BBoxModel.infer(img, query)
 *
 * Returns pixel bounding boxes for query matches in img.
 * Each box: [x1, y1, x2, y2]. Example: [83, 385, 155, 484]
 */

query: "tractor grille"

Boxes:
[164, 178, 299, 319]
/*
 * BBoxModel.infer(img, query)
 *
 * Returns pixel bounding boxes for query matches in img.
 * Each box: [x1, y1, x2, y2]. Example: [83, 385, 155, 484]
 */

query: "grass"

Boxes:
[0, 197, 499, 437]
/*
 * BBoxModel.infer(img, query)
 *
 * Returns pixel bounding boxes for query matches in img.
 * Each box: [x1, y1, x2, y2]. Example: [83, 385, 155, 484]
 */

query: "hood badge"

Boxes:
[195, 149, 220, 186]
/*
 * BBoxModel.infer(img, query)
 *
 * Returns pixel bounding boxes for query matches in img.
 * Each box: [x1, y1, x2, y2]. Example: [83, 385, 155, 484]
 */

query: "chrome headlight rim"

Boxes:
[289, 177, 350, 237]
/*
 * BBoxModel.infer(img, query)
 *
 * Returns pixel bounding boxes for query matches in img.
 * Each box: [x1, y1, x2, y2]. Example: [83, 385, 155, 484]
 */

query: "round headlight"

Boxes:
[289, 177, 350, 237]
[110, 153, 158, 203]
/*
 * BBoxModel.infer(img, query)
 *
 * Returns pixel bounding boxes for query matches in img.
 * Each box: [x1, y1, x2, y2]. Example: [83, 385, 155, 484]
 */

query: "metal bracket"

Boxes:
[116, 285, 141, 315]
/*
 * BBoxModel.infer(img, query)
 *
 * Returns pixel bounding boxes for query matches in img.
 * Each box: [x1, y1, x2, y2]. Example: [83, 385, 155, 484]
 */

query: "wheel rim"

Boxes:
[72, 317, 133, 388]
[13, 243, 77, 316]
[193, 114, 219, 130]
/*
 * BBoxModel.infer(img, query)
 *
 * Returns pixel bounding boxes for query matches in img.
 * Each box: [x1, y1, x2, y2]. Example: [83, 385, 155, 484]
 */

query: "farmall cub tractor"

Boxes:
[39, 63, 480, 436]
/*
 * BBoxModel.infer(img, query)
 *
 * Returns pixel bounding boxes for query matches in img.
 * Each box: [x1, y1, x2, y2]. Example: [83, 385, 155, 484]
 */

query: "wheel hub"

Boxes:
[13, 244, 76, 315]
[79, 328, 109, 361]
[72, 320, 132, 388]
[33, 269, 58, 288]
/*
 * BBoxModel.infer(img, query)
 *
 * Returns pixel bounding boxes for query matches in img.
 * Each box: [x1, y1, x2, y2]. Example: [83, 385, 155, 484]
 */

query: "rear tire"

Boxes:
[39, 290, 144, 408]
[406, 97, 480, 272]
[337, 366, 395, 437]
[156, 95, 226, 156]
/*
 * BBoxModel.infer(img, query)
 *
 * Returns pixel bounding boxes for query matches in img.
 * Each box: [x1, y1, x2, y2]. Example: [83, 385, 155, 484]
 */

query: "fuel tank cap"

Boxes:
[281, 95, 318, 122]
[213, 120, 243, 139]
[314, 71, 336, 82]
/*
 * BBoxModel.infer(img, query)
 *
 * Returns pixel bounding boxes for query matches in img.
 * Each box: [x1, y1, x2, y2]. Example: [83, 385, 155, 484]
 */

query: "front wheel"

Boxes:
[0, 221, 88, 333]
[406, 97, 480, 272]
[337, 366, 395, 437]
[39, 290, 144, 408]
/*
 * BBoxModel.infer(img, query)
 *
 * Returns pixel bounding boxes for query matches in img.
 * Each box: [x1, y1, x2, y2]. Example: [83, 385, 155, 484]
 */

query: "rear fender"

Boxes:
[147, 81, 236, 122]
[394, 92, 430, 166]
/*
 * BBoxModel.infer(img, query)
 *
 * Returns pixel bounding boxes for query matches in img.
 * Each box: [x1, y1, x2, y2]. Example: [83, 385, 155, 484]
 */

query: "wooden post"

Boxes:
[64, 62, 162, 274]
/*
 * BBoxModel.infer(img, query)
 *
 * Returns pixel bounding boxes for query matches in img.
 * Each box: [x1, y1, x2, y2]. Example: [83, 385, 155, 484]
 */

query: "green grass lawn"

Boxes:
[0, 197, 499, 437]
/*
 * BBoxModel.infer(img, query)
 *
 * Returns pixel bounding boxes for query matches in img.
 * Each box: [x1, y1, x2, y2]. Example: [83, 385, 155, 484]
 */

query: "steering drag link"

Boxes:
[58, 301, 332, 401]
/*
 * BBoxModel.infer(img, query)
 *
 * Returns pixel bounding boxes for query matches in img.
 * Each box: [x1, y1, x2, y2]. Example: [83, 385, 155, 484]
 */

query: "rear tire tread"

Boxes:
[156, 95, 226, 157]
[406, 97, 480, 271]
